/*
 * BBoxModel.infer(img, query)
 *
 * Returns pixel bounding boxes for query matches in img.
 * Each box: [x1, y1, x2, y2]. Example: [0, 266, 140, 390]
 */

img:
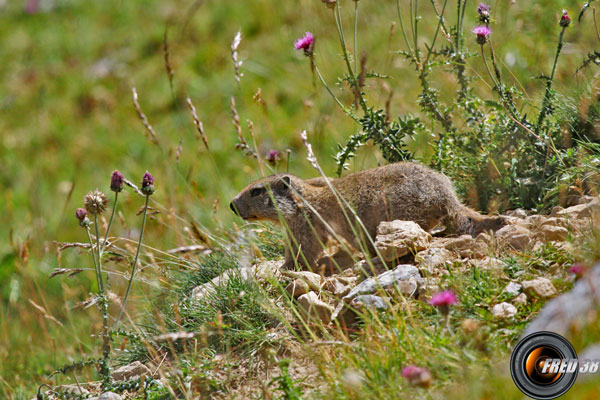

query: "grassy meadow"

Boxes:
[2, 0, 600, 398]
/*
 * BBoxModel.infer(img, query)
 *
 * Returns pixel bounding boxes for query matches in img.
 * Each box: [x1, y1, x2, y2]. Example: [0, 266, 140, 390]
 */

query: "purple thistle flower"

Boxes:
[429, 290, 458, 307]
[473, 25, 491, 45]
[110, 170, 124, 193]
[141, 171, 155, 196]
[294, 32, 315, 56]
[569, 263, 585, 277]
[477, 3, 490, 15]
[560, 10, 571, 28]
[402, 365, 432, 388]
[266, 149, 281, 166]
[477, 3, 491, 24]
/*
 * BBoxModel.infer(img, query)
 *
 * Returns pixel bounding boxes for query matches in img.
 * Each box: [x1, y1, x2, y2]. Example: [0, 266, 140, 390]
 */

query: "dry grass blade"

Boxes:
[132, 87, 159, 145]
[153, 331, 196, 342]
[231, 97, 256, 158]
[54, 241, 91, 251]
[163, 28, 175, 93]
[166, 244, 207, 254]
[49, 268, 84, 278]
[74, 296, 100, 310]
[28, 299, 64, 327]
[186, 97, 210, 150]
[123, 178, 145, 196]
[175, 138, 183, 162]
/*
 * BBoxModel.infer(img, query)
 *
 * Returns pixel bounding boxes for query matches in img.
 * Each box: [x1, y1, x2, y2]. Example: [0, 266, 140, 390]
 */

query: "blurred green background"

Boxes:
[1, 0, 598, 397]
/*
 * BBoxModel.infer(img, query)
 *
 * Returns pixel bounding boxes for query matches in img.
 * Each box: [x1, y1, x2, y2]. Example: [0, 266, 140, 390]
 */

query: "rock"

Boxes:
[523, 261, 600, 337]
[350, 295, 390, 311]
[334, 295, 389, 327]
[513, 293, 528, 306]
[56, 384, 89, 395]
[343, 264, 423, 300]
[282, 270, 322, 292]
[492, 302, 517, 319]
[374, 220, 431, 262]
[506, 209, 528, 218]
[286, 279, 309, 298]
[192, 260, 283, 300]
[111, 361, 151, 381]
[502, 282, 522, 297]
[495, 224, 532, 250]
[95, 393, 123, 400]
[351, 258, 388, 279]
[538, 225, 568, 241]
[443, 235, 488, 258]
[415, 248, 454, 274]
[470, 257, 503, 271]
[558, 198, 600, 219]
[521, 277, 557, 299]
[297, 292, 333, 324]
[322, 277, 355, 297]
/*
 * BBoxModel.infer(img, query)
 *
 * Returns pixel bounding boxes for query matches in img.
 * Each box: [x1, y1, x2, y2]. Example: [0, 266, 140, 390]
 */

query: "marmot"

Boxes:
[230, 162, 505, 269]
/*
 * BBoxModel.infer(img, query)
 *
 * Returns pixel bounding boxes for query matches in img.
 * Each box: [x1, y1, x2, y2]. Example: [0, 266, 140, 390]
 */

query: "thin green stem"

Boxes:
[93, 214, 104, 293]
[536, 27, 566, 134]
[353, 0, 359, 74]
[115, 195, 150, 326]
[396, 0, 414, 53]
[334, 1, 368, 114]
[424, 0, 448, 66]
[314, 63, 360, 123]
[101, 192, 118, 254]
[86, 229, 102, 293]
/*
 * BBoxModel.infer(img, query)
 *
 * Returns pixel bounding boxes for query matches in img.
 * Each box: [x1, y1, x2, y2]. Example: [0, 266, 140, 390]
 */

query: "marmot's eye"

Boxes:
[250, 187, 265, 197]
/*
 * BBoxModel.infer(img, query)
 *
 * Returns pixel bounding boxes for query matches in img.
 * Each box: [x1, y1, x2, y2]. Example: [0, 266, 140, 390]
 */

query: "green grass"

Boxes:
[2, 0, 600, 398]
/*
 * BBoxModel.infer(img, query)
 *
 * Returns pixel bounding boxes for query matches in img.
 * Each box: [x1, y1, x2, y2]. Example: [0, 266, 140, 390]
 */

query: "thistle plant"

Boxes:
[48, 169, 154, 390]
[301, 1, 594, 211]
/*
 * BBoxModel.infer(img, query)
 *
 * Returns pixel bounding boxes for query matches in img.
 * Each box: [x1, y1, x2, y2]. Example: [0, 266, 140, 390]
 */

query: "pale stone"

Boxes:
[492, 302, 517, 319]
[496, 224, 532, 250]
[513, 293, 528, 306]
[521, 277, 557, 299]
[502, 282, 522, 297]
[374, 220, 431, 262]
[416, 247, 454, 273]
[297, 292, 333, 324]
[111, 361, 151, 381]
[539, 225, 569, 241]
[286, 279, 309, 298]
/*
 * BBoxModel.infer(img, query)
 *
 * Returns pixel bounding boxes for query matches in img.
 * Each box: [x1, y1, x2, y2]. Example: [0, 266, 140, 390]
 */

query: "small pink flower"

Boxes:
[402, 365, 432, 387]
[294, 32, 315, 56]
[429, 290, 458, 307]
[110, 170, 124, 193]
[141, 171, 155, 196]
[473, 25, 491, 45]
[265, 150, 281, 166]
[560, 10, 571, 28]
[569, 263, 585, 277]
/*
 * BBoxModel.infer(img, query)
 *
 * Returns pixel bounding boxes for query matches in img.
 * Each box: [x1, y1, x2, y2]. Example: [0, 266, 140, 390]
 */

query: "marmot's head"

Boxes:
[230, 174, 300, 222]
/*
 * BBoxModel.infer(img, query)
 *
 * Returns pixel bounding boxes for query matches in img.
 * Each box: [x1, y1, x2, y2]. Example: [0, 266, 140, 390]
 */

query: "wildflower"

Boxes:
[141, 171, 155, 196]
[569, 263, 585, 277]
[473, 25, 491, 45]
[429, 290, 457, 316]
[75, 208, 90, 227]
[477, 3, 490, 24]
[294, 32, 315, 56]
[402, 365, 432, 388]
[110, 170, 124, 193]
[84, 190, 109, 215]
[560, 10, 571, 28]
[265, 149, 281, 166]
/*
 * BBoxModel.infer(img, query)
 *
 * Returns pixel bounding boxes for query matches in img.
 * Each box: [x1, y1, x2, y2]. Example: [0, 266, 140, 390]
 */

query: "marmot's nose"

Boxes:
[230, 202, 239, 215]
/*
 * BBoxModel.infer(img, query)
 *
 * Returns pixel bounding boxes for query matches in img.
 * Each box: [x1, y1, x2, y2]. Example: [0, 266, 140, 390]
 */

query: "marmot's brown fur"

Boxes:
[230, 162, 505, 269]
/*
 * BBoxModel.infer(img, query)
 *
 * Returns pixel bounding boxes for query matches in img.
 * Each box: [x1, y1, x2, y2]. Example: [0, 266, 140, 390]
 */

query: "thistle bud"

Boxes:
[110, 170, 124, 193]
[141, 171, 155, 196]
[560, 10, 571, 28]
[75, 208, 90, 227]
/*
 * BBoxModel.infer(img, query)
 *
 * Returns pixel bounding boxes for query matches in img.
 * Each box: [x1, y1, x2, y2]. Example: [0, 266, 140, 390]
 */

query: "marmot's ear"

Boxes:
[276, 175, 292, 192]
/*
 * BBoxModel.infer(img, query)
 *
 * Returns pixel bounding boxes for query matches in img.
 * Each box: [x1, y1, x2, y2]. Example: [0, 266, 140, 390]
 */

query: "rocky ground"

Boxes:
[37, 196, 600, 399]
